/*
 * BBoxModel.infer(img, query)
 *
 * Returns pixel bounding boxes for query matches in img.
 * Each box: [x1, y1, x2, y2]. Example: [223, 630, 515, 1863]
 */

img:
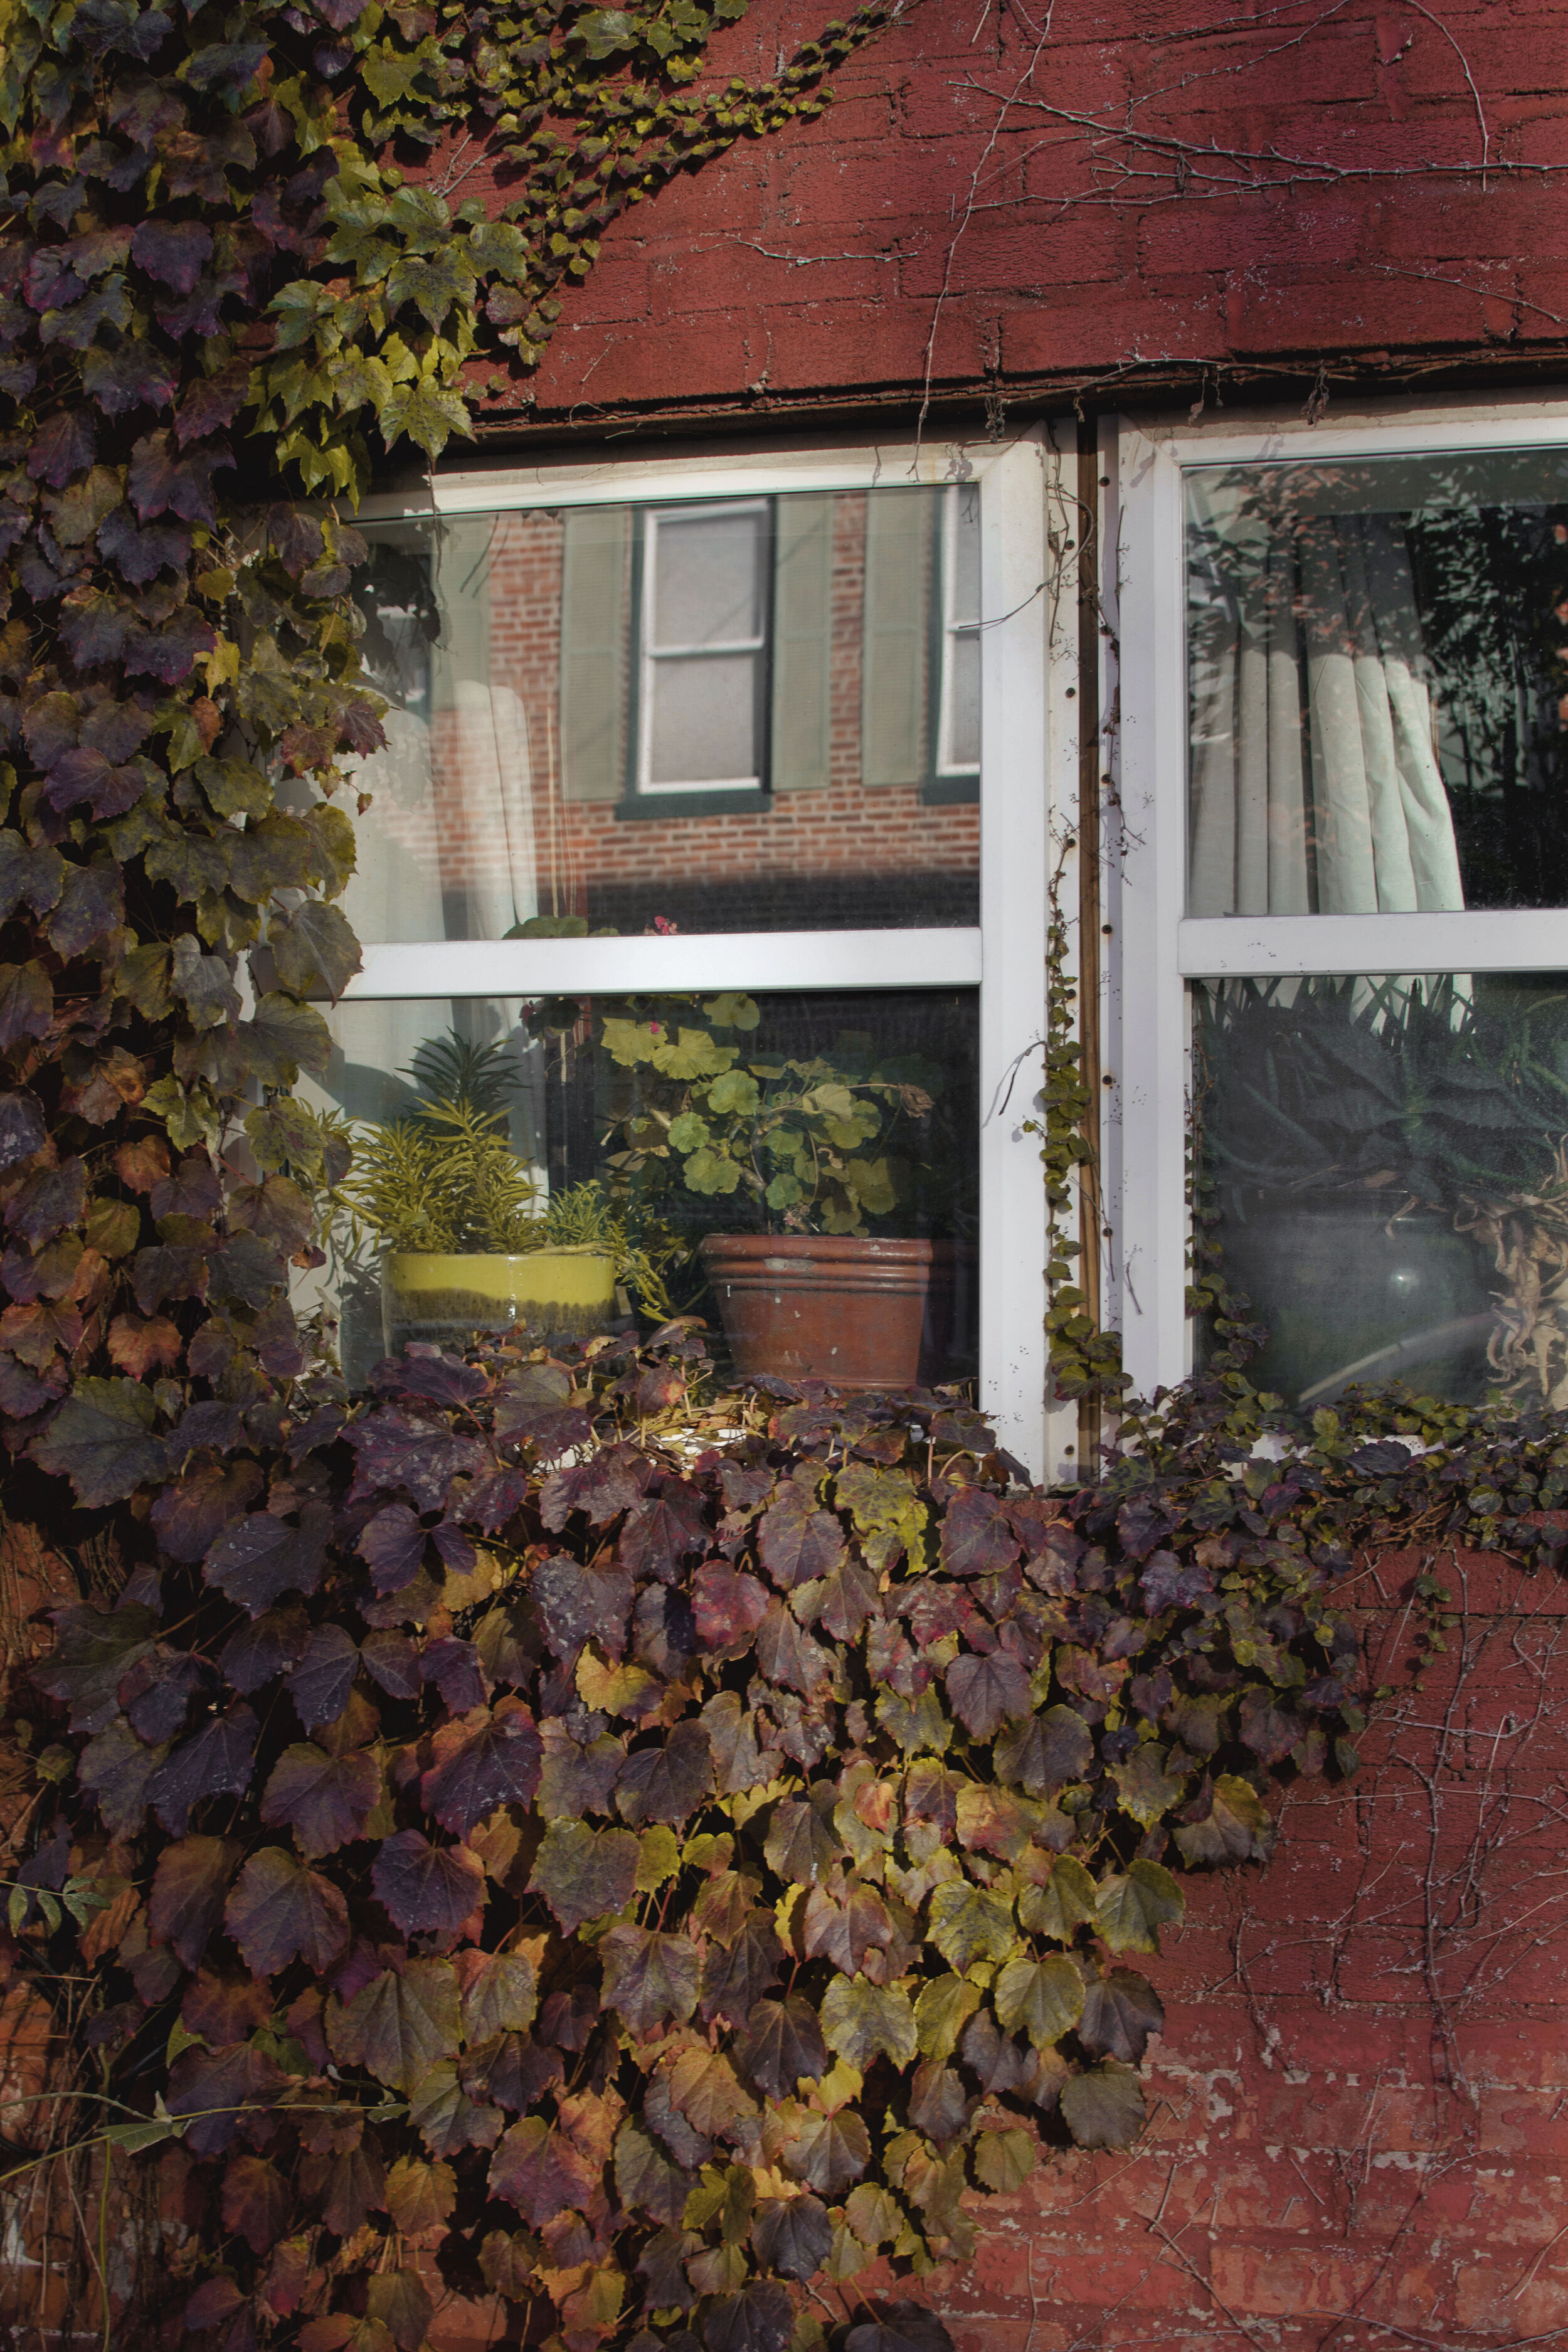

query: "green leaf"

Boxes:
[268, 901, 361, 998]
[1172, 1772, 1275, 1866]
[682, 1146, 742, 1195]
[972, 2127, 1036, 2192]
[926, 1882, 1017, 1969]
[993, 1954, 1084, 2048]
[1058, 2061, 1146, 2150]
[377, 377, 474, 459]
[820, 1976, 916, 2070]
[1095, 1858, 1184, 1954]
[1107, 1742, 1189, 1829]
[527, 1820, 639, 1933]
[913, 1973, 982, 2062]
[1019, 1853, 1098, 1942]
[386, 249, 476, 331]
[31, 1377, 164, 1507]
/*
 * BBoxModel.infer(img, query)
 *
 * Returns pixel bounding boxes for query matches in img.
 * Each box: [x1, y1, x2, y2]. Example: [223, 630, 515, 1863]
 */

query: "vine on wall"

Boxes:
[5, 0, 1568, 2339]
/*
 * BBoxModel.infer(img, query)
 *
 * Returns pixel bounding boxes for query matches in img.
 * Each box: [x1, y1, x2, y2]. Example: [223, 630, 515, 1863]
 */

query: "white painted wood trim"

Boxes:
[1180, 911, 1568, 977]
[340, 928, 983, 999]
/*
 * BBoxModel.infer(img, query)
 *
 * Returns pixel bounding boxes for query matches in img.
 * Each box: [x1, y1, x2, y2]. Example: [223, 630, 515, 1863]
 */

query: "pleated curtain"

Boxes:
[1188, 485, 1465, 919]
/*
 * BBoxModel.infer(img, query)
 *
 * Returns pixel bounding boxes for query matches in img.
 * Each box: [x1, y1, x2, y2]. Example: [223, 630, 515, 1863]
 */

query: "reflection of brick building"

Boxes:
[358, 486, 981, 939]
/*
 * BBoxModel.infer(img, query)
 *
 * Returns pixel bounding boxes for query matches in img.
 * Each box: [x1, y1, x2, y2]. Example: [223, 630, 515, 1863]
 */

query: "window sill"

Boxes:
[614, 790, 772, 822]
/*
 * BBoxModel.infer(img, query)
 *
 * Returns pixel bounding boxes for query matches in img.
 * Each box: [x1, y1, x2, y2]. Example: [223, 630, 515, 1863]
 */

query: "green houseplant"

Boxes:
[530, 985, 975, 1389]
[1197, 975, 1568, 1406]
[341, 1033, 671, 1352]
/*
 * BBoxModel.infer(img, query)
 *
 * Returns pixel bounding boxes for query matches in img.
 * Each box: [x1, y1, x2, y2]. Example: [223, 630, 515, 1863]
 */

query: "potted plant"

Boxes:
[575, 990, 974, 1389]
[339, 1032, 672, 1356]
[1196, 976, 1568, 1406]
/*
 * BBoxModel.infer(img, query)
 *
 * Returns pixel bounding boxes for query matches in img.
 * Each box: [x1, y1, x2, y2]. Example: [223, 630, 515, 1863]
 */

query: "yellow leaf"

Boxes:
[203, 638, 241, 692]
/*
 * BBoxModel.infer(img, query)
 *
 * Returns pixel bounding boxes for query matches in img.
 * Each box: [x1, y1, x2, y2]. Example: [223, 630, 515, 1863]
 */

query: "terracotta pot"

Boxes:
[382, 1248, 616, 1355]
[698, 1233, 970, 1391]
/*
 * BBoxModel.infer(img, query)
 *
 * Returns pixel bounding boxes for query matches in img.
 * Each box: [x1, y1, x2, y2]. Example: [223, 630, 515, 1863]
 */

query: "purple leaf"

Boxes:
[286, 1624, 358, 1729]
[357, 1501, 426, 1594]
[421, 1697, 542, 1833]
[81, 338, 177, 417]
[345, 1407, 487, 1513]
[146, 1705, 258, 1836]
[372, 1829, 487, 1936]
[203, 1502, 331, 1616]
[27, 409, 95, 487]
[1139, 1549, 1215, 1611]
[130, 218, 213, 294]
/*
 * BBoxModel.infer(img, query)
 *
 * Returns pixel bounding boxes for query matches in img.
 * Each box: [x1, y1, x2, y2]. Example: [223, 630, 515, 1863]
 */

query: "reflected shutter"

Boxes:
[560, 507, 630, 801]
[862, 488, 933, 788]
[770, 494, 832, 792]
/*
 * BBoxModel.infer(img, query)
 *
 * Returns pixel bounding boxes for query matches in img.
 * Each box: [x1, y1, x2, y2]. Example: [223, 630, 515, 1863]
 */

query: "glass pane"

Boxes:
[648, 652, 758, 785]
[945, 632, 980, 770]
[304, 989, 979, 1393]
[1187, 446, 1568, 914]
[653, 509, 763, 647]
[343, 487, 980, 938]
[949, 482, 981, 624]
[1195, 970, 1568, 1407]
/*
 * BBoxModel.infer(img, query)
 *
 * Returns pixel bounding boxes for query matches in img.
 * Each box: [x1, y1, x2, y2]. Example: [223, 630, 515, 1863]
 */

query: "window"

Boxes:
[637, 501, 770, 797]
[1111, 402, 1568, 1412]
[302, 436, 1062, 1473]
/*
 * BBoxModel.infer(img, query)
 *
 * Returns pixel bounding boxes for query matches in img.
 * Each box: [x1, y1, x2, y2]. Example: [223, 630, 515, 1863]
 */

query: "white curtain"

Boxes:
[1189, 488, 1465, 918]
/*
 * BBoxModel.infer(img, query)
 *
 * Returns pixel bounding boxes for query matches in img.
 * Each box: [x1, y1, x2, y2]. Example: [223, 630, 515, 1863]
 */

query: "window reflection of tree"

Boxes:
[1187, 459, 1568, 909]
[1406, 486, 1568, 908]
[358, 544, 439, 722]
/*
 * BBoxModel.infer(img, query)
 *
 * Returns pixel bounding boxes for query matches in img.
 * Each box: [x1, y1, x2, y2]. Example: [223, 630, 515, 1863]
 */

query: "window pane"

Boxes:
[306, 990, 979, 1393]
[653, 509, 763, 647]
[949, 482, 981, 624]
[1195, 970, 1568, 1407]
[1187, 447, 1568, 915]
[344, 487, 980, 937]
[945, 632, 980, 770]
[648, 652, 758, 785]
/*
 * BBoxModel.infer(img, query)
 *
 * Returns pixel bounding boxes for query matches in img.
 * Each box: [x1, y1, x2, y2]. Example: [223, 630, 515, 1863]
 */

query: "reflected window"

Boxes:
[639, 502, 768, 794]
[346, 486, 983, 938]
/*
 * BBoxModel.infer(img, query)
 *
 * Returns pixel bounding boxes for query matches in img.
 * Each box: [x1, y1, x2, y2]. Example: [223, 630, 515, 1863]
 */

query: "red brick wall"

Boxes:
[941, 1549, 1568, 2352]
[453, 0, 1568, 438]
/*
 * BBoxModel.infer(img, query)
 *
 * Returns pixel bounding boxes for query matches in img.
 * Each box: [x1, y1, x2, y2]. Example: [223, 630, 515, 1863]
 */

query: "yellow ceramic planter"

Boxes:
[382, 1248, 617, 1353]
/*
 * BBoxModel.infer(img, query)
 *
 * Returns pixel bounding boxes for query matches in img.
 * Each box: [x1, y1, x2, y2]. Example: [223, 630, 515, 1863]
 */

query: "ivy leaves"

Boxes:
[22, 1333, 1380, 2350]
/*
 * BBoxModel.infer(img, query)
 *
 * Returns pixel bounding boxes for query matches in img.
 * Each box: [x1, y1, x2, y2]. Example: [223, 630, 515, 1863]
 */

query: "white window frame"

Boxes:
[637, 497, 769, 796]
[346, 427, 1074, 1478]
[1109, 395, 1568, 1404]
[935, 480, 982, 780]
